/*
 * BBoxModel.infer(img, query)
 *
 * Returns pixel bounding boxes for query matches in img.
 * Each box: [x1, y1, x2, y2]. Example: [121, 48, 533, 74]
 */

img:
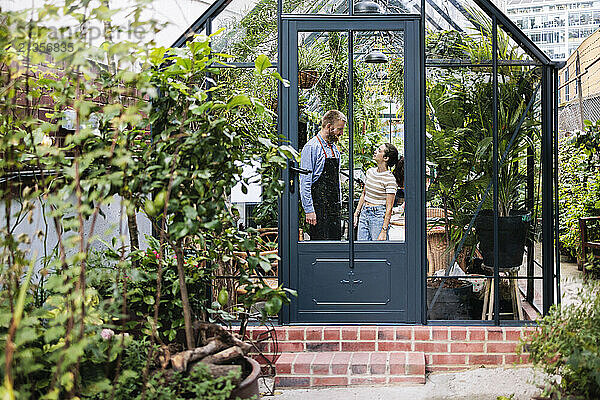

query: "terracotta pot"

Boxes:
[229, 356, 261, 399]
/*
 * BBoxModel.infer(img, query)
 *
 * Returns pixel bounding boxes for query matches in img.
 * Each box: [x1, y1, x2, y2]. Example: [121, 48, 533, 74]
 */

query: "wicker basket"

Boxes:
[426, 208, 471, 275]
[299, 70, 319, 89]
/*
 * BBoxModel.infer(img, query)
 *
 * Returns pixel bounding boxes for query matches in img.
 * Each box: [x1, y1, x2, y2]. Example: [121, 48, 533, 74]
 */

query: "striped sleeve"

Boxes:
[383, 173, 398, 194]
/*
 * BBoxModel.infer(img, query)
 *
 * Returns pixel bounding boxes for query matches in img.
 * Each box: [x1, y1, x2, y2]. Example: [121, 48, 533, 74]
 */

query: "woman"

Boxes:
[354, 143, 403, 241]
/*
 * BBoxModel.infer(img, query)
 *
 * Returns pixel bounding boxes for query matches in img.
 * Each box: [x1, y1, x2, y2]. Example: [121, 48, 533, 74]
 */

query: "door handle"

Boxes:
[290, 166, 311, 175]
[288, 164, 311, 193]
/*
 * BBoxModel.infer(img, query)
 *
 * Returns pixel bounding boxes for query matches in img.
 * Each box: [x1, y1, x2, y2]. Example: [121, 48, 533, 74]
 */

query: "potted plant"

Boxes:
[427, 278, 477, 320]
[298, 44, 325, 89]
[472, 67, 537, 269]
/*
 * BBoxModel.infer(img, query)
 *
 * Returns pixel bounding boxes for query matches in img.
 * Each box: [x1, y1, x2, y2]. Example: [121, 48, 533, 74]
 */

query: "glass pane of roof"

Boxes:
[209, 0, 278, 62]
[498, 24, 537, 64]
[425, 0, 494, 61]
[283, 0, 414, 14]
[284, 0, 348, 14]
[425, 0, 490, 32]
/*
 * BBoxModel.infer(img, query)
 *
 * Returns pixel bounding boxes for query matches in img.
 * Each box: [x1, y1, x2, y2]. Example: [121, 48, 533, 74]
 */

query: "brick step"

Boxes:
[274, 351, 426, 388]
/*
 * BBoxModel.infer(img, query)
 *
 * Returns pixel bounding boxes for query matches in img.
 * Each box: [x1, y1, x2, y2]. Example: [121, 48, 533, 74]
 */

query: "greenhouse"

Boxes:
[175, 0, 562, 325]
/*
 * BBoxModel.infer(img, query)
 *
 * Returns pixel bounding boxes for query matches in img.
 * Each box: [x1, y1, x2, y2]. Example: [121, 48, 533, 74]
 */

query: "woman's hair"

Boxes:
[383, 143, 404, 188]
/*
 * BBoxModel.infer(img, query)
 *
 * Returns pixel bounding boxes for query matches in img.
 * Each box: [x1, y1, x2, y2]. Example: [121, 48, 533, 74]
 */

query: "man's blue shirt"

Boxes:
[299, 133, 341, 214]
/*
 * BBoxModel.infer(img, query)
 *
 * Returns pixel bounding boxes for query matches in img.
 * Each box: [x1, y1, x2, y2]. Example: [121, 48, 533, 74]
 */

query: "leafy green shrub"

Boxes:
[87, 237, 211, 343]
[1, 2, 292, 397]
[558, 126, 600, 261]
[141, 363, 240, 400]
[522, 282, 600, 399]
[81, 333, 240, 400]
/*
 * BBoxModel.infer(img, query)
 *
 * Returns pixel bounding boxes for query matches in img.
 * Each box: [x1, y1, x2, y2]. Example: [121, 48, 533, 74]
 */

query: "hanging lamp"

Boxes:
[365, 49, 388, 63]
[354, 0, 383, 14]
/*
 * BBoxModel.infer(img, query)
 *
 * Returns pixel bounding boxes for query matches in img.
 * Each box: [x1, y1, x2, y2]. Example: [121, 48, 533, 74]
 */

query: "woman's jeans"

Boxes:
[357, 205, 388, 240]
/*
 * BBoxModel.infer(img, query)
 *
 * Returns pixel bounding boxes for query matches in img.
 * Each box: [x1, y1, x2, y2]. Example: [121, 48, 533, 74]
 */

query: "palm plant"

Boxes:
[426, 16, 541, 265]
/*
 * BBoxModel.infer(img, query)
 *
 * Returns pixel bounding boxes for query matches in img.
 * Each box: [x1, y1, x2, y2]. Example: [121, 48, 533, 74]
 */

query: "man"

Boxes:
[299, 110, 347, 240]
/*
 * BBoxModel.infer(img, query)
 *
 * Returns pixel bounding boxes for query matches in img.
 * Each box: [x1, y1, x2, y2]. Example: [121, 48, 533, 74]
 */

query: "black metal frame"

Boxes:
[171, 0, 560, 326]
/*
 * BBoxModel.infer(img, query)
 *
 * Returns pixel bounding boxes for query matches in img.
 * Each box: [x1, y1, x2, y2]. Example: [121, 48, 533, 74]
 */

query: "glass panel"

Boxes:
[284, 0, 347, 14]
[531, 225, 544, 312]
[352, 30, 405, 242]
[298, 31, 349, 242]
[495, 45, 543, 313]
[427, 274, 536, 320]
[212, 65, 280, 311]
[283, 0, 415, 14]
[425, 0, 492, 46]
[516, 278, 533, 321]
[425, 63, 493, 321]
[484, 276, 524, 321]
[210, 0, 278, 63]
[498, 25, 536, 65]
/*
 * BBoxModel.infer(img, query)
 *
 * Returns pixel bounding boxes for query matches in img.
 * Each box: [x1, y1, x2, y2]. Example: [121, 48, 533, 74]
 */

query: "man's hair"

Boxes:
[321, 110, 347, 128]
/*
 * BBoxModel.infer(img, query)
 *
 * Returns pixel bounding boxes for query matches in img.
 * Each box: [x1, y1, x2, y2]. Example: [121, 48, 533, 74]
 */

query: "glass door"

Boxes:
[280, 16, 423, 323]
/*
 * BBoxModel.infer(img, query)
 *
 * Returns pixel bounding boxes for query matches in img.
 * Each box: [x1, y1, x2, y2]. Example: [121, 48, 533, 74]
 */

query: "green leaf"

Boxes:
[143, 295, 155, 305]
[254, 54, 273, 74]
[227, 94, 252, 109]
[259, 259, 272, 273]
[255, 54, 271, 74]
[270, 71, 290, 87]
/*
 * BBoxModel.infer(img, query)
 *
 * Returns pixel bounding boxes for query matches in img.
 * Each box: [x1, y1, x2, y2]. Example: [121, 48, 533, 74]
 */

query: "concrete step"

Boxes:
[274, 351, 426, 388]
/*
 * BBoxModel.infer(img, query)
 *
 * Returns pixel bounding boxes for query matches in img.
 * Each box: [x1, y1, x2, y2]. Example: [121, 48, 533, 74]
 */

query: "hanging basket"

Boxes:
[298, 70, 319, 89]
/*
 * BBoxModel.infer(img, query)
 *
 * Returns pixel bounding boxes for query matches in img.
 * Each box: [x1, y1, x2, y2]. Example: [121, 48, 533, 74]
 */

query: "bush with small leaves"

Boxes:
[521, 282, 600, 399]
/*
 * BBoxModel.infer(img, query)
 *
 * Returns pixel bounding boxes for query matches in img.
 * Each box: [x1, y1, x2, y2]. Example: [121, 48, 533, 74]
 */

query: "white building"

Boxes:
[506, 0, 600, 60]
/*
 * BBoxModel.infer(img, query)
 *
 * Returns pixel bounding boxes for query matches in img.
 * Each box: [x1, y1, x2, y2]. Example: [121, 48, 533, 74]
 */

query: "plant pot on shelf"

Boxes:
[474, 210, 531, 268]
[298, 70, 319, 89]
[229, 356, 261, 400]
[426, 278, 476, 320]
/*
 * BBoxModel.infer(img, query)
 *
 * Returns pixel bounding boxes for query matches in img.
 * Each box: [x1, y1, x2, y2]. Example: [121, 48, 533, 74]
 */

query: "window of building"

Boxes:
[570, 12, 579, 26]
[565, 68, 570, 101]
[569, 28, 580, 38]
[581, 12, 592, 25]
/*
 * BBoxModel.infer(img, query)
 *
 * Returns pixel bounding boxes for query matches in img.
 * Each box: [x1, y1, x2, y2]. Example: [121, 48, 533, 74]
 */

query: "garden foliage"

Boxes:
[558, 120, 600, 264]
[0, 0, 294, 398]
[523, 282, 600, 399]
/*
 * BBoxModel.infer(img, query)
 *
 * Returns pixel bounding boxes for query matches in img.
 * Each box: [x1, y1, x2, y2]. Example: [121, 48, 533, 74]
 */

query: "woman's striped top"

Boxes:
[364, 167, 398, 205]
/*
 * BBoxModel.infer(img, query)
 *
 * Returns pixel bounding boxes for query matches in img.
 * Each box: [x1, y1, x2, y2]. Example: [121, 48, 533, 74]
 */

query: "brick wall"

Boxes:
[241, 325, 535, 373]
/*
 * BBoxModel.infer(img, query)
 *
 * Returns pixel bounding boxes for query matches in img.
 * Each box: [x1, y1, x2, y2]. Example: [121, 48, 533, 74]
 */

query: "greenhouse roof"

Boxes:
[172, 0, 555, 66]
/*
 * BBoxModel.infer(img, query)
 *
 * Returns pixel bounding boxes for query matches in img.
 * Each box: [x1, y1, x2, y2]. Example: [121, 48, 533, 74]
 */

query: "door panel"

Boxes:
[281, 16, 422, 324]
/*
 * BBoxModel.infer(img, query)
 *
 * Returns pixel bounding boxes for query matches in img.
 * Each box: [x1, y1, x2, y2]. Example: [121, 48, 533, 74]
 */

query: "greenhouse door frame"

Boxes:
[279, 15, 425, 324]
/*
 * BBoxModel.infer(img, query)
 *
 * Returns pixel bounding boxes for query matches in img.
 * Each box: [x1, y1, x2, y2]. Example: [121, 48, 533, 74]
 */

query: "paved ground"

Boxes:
[559, 260, 585, 307]
[261, 366, 548, 399]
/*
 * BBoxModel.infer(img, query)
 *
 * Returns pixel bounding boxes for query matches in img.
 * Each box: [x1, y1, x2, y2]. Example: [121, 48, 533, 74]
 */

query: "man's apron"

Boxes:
[309, 138, 341, 240]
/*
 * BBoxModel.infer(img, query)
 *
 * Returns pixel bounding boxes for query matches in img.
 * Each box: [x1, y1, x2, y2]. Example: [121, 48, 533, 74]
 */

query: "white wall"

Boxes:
[0, 193, 151, 277]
